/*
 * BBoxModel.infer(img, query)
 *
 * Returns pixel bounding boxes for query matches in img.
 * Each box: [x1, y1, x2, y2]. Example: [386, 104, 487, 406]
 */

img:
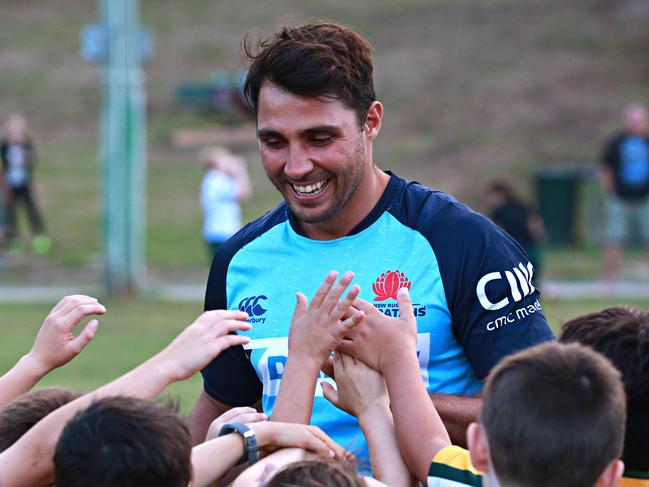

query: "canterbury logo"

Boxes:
[476, 262, 535, 311]
[372, 270, 412, 301]
[238, 295, 268, 317]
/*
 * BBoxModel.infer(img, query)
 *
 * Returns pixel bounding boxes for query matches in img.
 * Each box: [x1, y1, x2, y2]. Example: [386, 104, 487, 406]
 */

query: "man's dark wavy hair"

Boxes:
[243, 21, 375, 127]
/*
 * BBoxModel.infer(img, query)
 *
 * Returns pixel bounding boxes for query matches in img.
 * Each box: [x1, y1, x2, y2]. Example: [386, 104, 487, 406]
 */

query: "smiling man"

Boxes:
[188, 22, 554, 458]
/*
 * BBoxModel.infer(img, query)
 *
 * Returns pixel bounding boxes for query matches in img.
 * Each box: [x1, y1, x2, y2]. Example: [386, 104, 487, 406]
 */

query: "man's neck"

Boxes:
[300, 166, 390, 240]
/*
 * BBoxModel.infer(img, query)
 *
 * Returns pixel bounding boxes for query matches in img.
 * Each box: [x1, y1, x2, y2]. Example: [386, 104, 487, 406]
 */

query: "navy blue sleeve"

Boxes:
[200, 227, 263, 406]
[397, 184, 555, 380]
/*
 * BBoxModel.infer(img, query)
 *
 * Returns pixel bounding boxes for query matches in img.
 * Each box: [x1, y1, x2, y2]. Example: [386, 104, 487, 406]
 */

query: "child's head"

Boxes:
[0, 387, 81, 452]
[266, 459, 366, 487]
[560, 306, 649, 471]
[199, 145, 244, 175]
[468, 342, 626, 487]
[4, 113, 27, 142]
[54, 396, 192, 487]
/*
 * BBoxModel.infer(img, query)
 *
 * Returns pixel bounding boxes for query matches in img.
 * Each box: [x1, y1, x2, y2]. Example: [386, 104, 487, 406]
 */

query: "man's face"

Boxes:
[256, 82, 369, 227]
[625, 106, 649, 135]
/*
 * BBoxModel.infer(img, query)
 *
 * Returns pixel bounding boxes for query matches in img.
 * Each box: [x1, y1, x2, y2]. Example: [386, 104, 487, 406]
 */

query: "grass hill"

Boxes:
[1, 0, 648, 280]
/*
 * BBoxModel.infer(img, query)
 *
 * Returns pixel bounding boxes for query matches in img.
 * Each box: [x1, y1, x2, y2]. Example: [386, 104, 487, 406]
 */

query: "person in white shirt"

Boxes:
[199, 146, 252, 258]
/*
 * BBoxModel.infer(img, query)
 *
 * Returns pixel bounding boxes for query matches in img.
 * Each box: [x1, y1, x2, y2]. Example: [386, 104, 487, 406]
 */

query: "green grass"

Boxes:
[2, 296, 649, 414]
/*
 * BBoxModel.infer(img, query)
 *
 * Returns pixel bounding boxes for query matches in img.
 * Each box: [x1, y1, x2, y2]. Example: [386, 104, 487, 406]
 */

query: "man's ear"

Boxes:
[363, 101, 383, 141]
[594, 459, 624, 487]
[467, 422, 490, 472]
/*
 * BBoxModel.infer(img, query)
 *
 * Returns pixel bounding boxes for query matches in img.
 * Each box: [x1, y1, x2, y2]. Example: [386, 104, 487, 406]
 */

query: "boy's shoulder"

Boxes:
[427, 445, 483, 487]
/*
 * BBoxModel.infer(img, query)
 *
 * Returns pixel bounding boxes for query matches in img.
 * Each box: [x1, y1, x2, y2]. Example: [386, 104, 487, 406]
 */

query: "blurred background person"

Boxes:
[600, 102, 649, 282]
[486, 180, 545, 283]
[0, 113, 50, 254]
[199, 146, 251, 259]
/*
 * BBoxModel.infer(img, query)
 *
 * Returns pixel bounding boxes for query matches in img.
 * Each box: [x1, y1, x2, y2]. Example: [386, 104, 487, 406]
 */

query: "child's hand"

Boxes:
[337, 287, 417, 374]
[27, 295, 107, 374]
[156, 309, 251, 381]
[250, 422, 348, 460]
[206, 407, 268, 442]
[322, 352, 388, 419]
[288, 271, 364, 369]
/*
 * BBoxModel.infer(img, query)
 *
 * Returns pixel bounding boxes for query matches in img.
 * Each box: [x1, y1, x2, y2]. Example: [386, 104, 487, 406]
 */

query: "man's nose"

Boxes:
[284, 145, 314, 180]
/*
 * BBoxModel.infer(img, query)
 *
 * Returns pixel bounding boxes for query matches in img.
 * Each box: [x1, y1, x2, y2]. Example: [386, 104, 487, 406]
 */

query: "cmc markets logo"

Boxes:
[476, 262, 535, 311]
[372, 270, 412, 301]
[238, 295, 268, 324]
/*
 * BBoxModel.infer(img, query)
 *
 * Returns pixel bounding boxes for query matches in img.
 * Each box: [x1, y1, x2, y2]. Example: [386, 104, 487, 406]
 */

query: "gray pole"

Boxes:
[101, 0, 146, 295]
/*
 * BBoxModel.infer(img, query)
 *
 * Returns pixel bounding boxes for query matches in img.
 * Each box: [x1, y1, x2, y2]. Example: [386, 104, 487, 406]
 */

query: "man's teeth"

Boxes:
[293, 180, 326, 195]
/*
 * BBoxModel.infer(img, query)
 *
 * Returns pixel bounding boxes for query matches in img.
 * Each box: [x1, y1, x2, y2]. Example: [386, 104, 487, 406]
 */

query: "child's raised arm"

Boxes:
[0, 308, 250, 487]
[0, 295, 106, 409]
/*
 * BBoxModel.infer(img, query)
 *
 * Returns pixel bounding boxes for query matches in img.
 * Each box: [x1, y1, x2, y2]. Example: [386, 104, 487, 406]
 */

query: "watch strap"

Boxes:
[218, 421, 259, 465]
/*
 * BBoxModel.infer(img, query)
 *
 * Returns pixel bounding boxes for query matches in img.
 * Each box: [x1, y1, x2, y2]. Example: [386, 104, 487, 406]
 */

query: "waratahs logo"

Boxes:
[238, 295, 268, 324]
[372, 270, 412, 301]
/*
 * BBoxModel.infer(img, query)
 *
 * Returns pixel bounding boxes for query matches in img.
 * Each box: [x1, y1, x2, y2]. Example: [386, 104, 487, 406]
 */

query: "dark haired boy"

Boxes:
[560, 306, 649, 487]
[0, 387, 81, 452]
[192, 21, 554, 458]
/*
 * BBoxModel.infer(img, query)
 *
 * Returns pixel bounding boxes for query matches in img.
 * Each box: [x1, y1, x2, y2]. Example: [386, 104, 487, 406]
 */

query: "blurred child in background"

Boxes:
[199, 146, 251, 259]
[0, 114, 50, 254]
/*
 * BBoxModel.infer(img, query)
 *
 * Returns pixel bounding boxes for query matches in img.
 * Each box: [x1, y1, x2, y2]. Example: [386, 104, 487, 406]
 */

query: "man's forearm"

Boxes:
[429, 393, 482, 447]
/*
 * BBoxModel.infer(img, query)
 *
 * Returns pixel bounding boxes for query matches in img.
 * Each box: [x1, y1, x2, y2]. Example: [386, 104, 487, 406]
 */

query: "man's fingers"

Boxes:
[67, 319, 99, 355]
[321, 356, 335, 379]
[321, 381, 340, 408]
[321, 271, 354, 313]
[396, 287, 416, 322]
[310, 270, 338, 309]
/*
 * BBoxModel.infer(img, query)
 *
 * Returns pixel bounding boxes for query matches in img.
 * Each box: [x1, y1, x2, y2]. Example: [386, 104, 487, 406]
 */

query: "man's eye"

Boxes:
[311, 136, 333, 146]
[262, 139, 284, 148]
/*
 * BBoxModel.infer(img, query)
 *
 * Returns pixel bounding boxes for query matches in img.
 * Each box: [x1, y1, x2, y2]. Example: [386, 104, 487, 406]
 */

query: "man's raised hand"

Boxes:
[288, 270, 364, 369]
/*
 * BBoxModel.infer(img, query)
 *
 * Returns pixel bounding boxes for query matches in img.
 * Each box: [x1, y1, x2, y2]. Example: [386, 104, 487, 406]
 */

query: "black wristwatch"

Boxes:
[218, 422, 259, 465]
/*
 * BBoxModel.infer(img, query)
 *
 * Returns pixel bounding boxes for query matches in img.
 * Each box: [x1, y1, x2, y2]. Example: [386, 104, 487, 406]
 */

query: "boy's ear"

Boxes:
[467, 422, 490, 472]
[594, 459, 624, 487]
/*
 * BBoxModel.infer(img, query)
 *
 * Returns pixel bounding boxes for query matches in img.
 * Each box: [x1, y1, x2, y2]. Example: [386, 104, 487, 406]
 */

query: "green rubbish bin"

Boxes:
[534, 165, 590, 246]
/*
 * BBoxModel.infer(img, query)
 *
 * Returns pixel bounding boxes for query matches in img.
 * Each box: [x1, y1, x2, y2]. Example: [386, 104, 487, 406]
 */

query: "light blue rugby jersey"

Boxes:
[201, 172, 554, 464]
